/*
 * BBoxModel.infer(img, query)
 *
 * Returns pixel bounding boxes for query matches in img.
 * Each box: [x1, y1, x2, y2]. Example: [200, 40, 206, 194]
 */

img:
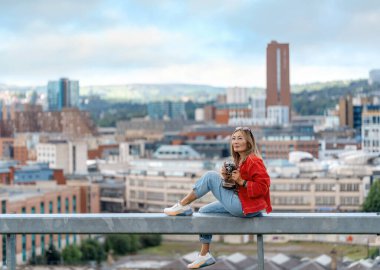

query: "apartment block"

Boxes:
[0, 184, 81, 265]
[126, 169, 215, 213]
[362, 107, 380, 153]
[270, 177, 367, 212]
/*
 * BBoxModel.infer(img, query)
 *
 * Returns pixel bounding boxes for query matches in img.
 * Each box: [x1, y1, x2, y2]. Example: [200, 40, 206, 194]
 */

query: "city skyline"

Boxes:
[1, 0, 380, 87]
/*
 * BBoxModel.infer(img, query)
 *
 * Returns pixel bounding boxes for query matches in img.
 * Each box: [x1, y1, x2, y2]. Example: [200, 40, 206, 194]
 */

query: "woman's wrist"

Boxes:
[239, 178, 246, 186]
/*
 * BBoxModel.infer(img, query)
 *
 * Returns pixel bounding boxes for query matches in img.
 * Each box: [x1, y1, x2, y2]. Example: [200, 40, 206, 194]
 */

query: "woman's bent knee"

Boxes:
[204, 171, 219, 179]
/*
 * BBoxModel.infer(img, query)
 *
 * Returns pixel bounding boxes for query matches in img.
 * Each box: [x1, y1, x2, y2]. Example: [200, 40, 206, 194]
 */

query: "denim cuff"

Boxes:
[192, 187, 201, 199]
[199, 235, 212, 244]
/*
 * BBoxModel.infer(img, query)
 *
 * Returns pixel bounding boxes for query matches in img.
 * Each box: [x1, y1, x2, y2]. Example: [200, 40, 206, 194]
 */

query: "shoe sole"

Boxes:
[188, 258, 216, 269]
[164, 209, 193, 216]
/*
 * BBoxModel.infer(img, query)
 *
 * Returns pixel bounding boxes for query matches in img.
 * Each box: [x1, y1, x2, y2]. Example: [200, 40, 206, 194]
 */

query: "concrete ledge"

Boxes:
[0, 213, 379, 234]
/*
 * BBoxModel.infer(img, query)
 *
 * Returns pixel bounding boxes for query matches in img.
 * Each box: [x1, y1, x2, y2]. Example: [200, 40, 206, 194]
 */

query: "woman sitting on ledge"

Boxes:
[164, 126, 272, 269]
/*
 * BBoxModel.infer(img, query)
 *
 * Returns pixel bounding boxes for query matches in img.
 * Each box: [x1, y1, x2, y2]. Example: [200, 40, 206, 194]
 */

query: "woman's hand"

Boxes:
[220, 166, 228, 180]
[231, 170, 245, 186]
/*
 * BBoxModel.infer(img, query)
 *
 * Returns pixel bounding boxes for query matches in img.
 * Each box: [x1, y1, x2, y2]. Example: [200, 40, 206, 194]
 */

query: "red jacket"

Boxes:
[237, 154, 272, 215]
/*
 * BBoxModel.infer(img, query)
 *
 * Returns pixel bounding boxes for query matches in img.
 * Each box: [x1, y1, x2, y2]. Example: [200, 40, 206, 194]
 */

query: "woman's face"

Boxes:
[231, 130, 248, 154]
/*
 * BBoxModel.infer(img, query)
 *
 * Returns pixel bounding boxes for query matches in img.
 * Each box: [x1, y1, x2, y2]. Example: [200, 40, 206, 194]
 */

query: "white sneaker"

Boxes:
[187, 252, 216, 269]
[164, 202, 193, 216]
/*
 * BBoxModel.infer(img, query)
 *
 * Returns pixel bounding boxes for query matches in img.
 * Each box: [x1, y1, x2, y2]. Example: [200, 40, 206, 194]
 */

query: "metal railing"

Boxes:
[1, 213, 380, 270]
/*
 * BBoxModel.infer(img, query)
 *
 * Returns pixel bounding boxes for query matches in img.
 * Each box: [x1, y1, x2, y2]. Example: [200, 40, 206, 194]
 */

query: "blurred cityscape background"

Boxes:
[1, 0, 380, 269]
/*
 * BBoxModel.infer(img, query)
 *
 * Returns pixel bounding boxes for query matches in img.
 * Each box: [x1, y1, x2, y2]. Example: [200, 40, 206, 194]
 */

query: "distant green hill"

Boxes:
[291, 80, 352, 93]
[2, 79, 378, 117]
[80, 79, 372, 103]
[292, 79, 379, 115]
[80, 84, 227, 102]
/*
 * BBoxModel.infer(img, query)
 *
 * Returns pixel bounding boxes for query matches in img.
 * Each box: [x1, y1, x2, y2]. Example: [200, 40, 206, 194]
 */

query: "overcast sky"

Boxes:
[1, 0, 380, 87]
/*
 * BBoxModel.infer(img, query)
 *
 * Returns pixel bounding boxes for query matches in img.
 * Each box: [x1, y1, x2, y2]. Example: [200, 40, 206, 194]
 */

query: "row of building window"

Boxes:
[271, 183, 360, 192]
[363, 140, 380, 147]
[363, 128, 380, 136]
[363, 115, 380, 124]
[271, 184, 310, 191]
[101, 189, 124, 198]
[261, 144, 316, 150]
[18, 196, 77, 214]
[130, 190, 362, 207]
[271, 196, 360, 206]
[129, 179, 194, 190]
[18, 196, 77, 262]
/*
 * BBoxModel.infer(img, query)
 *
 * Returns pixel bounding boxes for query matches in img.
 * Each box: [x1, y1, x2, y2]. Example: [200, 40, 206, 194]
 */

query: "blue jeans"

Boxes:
[193, 171, 262, 244]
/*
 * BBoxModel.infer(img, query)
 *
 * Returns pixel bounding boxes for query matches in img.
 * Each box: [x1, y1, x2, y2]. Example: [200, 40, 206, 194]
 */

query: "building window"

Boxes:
[316, 196, 335, 206]
[2, 201, 6, 264]
[49, 201, 53, 214]
[316, 183, 335, 192]
[65, 198, 69, 213]
[49, 201, 53, 246]
[31, 207, 36, 258]
[73, 195, 77, 213]
[22, 207, 26, 262]
[340, 196, 360, 206]
[57, 196, 61, 213]
[340, 183, 359, 192]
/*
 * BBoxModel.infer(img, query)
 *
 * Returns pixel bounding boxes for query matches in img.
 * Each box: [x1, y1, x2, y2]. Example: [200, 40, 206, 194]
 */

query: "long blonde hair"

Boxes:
[230, 128, 261, 166]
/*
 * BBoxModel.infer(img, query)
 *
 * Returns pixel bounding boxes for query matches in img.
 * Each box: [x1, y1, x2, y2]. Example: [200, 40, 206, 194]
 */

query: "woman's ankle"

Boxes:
[200, 244, 210, 256]
[180, 191, 197, 206]
[179, 200, 187, 206]
[199, 251, 209, 256]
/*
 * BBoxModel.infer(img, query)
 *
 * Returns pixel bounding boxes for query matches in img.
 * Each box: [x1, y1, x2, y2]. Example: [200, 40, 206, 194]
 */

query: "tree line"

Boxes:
[292, 80, 379, 115]
[29, 234, 162, 266]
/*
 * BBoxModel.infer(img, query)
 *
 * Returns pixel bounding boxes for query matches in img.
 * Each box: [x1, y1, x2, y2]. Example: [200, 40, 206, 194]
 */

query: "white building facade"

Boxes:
[369, 69, 380, 85]
[36, 141, 88, 174]
[362, 109, 380, 153]
[267, 105, 290, 125]
[226, 87, 248, 104]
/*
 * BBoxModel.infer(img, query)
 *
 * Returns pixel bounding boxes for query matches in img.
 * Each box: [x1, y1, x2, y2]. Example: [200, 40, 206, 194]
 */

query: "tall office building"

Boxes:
[266, 41, 291, 124]
[47, 78, 79, 111]
[339, 95, 354, 128]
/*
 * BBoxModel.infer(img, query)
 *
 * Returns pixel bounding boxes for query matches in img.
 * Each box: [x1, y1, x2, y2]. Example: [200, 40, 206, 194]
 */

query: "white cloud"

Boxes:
[291, 65, 368, 85]
[1, 0, 379, 86]
[0, 26, 194, 76]
[74, 59, 265, 87]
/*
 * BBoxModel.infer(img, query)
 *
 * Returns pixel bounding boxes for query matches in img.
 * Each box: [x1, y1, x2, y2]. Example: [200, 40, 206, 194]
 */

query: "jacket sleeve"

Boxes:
[245, 157, 270, 199]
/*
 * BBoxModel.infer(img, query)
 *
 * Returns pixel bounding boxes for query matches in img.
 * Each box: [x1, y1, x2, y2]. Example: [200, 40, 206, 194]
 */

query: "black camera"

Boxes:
[222, 161, 237, 190]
